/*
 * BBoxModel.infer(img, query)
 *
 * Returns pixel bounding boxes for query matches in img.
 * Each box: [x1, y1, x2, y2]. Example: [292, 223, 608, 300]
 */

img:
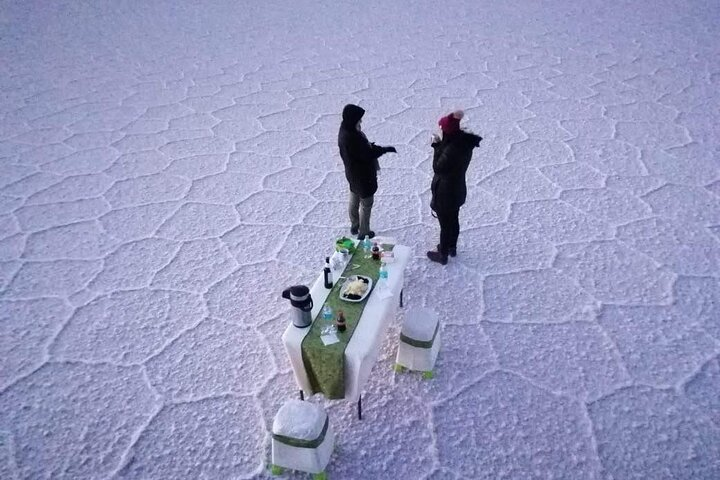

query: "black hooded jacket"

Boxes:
[338, 104, 387, 198]
[430, 130, 482, 212]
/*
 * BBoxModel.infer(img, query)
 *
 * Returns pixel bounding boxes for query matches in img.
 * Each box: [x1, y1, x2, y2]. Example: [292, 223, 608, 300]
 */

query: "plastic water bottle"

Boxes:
[321, 305, 334, 334]
[378, 261, 389, 291]
[362, 235, 371, 258]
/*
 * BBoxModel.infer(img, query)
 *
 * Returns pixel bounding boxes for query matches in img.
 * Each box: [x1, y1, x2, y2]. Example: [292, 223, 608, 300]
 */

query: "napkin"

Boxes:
[375, 287, 394, 300]
[320, 333, 340, 346]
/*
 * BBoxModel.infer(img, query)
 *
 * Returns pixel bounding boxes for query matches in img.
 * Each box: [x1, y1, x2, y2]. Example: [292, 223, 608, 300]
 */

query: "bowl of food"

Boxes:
[339, 275, 372, 302]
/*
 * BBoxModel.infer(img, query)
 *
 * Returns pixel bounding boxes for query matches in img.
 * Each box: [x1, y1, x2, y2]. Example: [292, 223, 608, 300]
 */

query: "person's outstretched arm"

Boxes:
[351, 135, 396, 161]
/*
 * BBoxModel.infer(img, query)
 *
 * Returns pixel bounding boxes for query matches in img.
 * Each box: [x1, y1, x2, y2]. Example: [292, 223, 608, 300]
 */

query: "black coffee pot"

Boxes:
[281, 285, 313, 328]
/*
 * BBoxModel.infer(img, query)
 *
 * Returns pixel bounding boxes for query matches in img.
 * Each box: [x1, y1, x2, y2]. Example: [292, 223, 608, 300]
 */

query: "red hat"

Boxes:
[438, 110, 464, 134]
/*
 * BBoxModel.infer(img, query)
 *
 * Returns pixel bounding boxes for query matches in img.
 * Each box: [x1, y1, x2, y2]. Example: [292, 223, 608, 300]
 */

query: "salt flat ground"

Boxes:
[1, 0, 719, 478]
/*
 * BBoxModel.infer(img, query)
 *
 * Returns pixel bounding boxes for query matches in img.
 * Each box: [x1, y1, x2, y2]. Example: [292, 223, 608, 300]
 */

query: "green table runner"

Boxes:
[301, 243, 394, 399]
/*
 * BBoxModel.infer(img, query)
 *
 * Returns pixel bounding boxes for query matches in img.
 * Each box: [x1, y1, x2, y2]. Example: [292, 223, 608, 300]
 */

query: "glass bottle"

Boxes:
[371, 242, 381, 261]
[335, 310, 347, 332]
[323, 256, 333, 289]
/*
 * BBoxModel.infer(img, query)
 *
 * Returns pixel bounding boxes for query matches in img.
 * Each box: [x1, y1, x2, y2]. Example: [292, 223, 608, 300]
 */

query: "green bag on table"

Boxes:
[335, 237, 355, 254]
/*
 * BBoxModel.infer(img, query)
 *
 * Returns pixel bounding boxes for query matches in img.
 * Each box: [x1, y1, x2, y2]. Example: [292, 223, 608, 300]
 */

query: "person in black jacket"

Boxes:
[428, 110, 482, 265]
[338, 104, 396, 239]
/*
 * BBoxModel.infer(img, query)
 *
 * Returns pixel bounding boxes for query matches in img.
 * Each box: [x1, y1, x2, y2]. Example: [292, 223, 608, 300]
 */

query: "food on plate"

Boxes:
[340, 275, 371, 301]
[344, 278, 368, 296]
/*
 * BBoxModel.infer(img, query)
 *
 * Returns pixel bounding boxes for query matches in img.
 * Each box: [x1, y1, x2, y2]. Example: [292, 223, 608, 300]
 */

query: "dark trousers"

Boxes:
[348, 191, 374, 236]
[436, 208, 460, 255]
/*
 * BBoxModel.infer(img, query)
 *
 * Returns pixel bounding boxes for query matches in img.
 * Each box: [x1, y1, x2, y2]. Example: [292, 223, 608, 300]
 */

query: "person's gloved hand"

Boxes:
[384, 146, 397, 153]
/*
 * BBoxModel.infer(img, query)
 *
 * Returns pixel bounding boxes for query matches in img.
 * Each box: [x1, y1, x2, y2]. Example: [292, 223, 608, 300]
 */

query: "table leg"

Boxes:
[299, 390, 304, 401]
[358, 395, 362, 420]
[400, 288, 404, 308]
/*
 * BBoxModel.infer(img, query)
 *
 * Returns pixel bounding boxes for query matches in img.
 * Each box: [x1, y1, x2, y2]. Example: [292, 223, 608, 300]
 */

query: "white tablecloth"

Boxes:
[282, 238, 412, 402]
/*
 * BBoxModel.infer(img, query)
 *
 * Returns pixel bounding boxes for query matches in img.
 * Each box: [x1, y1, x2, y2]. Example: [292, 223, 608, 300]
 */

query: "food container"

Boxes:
[380, 250, 395, 263]
[330, 251, 344, 270]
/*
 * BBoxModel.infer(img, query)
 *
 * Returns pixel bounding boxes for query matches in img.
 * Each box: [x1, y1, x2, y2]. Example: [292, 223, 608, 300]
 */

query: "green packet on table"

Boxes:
[335, 237, 355, 253]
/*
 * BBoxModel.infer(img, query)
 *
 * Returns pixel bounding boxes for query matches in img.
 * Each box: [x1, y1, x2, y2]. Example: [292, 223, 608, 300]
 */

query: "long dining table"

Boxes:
[282, 238, 412, 418]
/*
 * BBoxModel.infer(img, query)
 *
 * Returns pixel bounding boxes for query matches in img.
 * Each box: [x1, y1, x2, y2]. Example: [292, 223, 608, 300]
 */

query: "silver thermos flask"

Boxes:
[281, 285, 313, 328]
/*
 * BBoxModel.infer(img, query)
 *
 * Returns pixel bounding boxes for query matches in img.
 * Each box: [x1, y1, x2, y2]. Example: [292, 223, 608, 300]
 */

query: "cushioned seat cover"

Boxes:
[401, 307, 438, 342]
[273, 400, 327, 441]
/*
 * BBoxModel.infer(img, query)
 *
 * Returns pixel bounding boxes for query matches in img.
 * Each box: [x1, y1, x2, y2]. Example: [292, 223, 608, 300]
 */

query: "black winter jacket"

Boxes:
[430, 130, 482, 212]
[338, 105, 387, 198]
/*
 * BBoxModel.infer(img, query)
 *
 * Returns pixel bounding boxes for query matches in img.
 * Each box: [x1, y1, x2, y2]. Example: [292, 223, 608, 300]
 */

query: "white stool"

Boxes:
[270, 399, 334, 479]
[394, 307, 440, 379]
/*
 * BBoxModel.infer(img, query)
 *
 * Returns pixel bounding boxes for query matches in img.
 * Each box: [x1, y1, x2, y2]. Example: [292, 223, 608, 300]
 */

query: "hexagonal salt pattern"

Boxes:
[116, 396, 265, 479]
[0, 363, 159, 479]
[2, 0, 719, 478]
[434, 372, 602, 479]
[588, 386, 720, 479]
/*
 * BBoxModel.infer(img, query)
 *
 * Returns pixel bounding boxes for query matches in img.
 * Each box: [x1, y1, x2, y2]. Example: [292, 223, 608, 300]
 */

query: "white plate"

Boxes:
[339, 275, 373, 302]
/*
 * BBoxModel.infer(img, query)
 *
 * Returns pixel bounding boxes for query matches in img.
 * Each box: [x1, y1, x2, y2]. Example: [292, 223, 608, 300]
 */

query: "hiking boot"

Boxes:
[357, 231, 375, 240]
[437, 244, 456, 257]
[426, 250, 448, 265]
[350, 226, 359, 235]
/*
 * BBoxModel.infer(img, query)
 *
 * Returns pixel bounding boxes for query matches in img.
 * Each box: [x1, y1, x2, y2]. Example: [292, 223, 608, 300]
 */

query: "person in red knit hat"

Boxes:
[438, 110, 463, 135]
[427, 110, 482, 265]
